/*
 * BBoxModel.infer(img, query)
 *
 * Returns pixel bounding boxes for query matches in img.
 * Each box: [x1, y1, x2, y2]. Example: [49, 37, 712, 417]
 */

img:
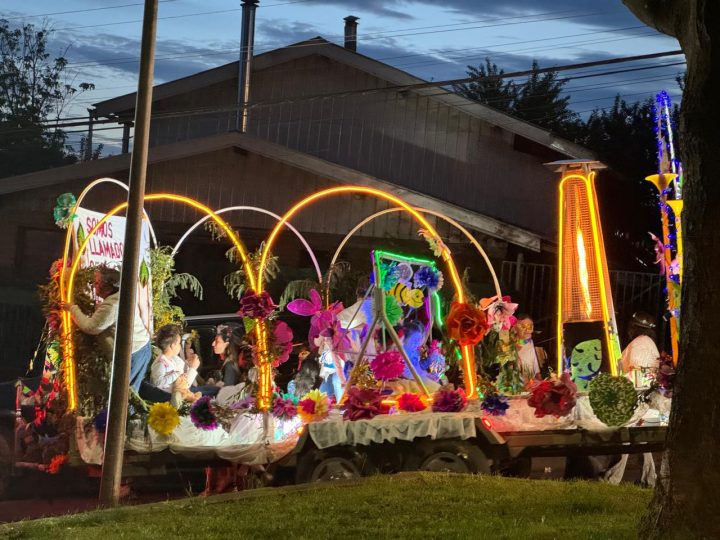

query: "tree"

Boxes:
[452, 58, 516, 114]
[0, 20, 95, 178]
[454, 58, 580, 138]
[622, 1, 720, 538]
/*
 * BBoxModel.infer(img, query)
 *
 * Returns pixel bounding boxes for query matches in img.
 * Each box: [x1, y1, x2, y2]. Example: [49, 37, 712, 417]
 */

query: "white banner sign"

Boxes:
[72, 206, 153, 333]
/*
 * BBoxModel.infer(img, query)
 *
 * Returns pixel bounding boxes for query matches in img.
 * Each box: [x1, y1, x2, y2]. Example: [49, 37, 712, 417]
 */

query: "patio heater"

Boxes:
[548, 160, 621, 389]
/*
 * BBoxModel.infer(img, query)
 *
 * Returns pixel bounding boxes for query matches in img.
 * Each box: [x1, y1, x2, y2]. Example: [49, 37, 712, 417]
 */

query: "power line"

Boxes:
[4, 51, 683, 136]
[3, 0, 179, 20]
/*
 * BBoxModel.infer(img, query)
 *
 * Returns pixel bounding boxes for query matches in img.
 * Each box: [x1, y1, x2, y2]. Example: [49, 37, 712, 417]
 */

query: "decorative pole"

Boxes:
[646, 90, 683, 363]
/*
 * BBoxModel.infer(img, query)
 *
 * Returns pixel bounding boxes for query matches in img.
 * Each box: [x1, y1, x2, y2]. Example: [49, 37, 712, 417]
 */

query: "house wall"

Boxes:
[142, 54, 561, 238]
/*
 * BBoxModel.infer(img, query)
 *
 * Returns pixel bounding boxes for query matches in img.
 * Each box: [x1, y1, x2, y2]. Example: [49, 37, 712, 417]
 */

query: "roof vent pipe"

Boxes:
[344, 16, 359, 52]
[236, 0, 259, 132]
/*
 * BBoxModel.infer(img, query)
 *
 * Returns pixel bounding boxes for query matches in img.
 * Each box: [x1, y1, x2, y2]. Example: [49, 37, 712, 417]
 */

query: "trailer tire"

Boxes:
[403, 439, 491, 475]
[295, 446, 376, 484]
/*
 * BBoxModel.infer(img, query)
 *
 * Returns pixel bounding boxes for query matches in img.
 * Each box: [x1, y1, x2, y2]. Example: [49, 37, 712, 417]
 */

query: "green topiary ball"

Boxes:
[589, 373, 638, 426]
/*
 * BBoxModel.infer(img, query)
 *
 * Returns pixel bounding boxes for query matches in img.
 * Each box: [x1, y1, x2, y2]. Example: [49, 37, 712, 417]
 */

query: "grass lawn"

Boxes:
[0, 473, 650, 539]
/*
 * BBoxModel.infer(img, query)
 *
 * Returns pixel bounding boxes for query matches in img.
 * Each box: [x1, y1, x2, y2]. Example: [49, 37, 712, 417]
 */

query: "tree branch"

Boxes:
[622, 0, 681, 37]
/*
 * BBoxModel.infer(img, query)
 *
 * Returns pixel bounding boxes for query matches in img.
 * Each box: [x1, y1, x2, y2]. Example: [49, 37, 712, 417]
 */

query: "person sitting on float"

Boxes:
[514, 314, 542, 382]
[618, 311, 660, 388]
[287, 345, 321, 398]
[211, 323, 257, 405]
[150, 324, 203, 406]
[61, 266, 151, 391]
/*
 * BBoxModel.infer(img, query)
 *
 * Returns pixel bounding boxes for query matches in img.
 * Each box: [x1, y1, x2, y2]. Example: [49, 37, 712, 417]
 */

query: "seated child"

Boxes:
[151, 324, 201, 406]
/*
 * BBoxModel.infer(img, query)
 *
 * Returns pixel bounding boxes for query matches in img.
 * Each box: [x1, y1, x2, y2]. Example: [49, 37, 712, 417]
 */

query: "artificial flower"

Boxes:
[52, 193, 76, 229]
[272, 393, 298, 421]
[432, 387, 467, 413]
[589, 373, 638, 426]
[271, 320, 294, 367]
[384, 295, 403, 327]
[238, 290, 276, 319]
[418, 229, 450, 257]
[230, 396, 256, 412]
[48, 454, 69, 474]
[481, 393, 509, 416]
[446, 302, 487, 346]
[396, 263, 414, 283]
[370, 350, 406, 381]
[397, 392, 427, 412]
[342, 387, 384, 420]
[379, 261, 400, 290]
[413, 265, 443, 291]
[93, 408, 108, 433]
[527, 372, 577, 418]
[190, 396, 219, 431]
[297, 389, 330, 423]
[655, 352, 675, 397]
[287, 289, 348, 351]
[481, 295, 519, 331]
[148, 402, 181, 436]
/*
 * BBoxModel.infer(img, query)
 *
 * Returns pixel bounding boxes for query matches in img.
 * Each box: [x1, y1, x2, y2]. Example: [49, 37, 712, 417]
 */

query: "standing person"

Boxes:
[62, 267, 151, 391]
[605, 312, 660, 487]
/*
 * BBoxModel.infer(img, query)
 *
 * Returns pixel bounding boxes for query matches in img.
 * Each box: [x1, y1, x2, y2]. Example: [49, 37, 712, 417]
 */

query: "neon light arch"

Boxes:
[171, 206, 322, 284]
[255, 186, 477, 408]
[327, 206, 503, 302]
[61, 193, 255, 411]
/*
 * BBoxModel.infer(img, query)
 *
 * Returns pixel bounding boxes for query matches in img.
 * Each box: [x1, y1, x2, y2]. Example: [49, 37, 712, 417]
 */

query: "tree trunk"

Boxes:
[624, 1, 720, 538]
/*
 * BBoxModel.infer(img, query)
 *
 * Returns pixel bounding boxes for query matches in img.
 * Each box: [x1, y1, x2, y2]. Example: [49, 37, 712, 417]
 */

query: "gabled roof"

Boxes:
[0, 131, 542, 251]
[93, 37, 593, 160]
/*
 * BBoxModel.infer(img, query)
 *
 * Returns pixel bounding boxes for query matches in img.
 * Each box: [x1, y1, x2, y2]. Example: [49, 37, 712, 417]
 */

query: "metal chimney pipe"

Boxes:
[236, 0, 258, 132]
[344, 15, 359, 52]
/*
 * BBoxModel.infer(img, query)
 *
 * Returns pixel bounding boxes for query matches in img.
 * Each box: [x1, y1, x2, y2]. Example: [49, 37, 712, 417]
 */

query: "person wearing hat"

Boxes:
[619, 312, 660, 388]
[61, 266, 152, 392]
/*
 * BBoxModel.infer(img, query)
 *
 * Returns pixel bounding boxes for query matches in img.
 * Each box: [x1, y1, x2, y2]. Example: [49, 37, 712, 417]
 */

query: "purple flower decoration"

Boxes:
[413, 265, 443, 291]
[481, 393, 509, 416]
[287, 289, 348, 350]
[190, 396, 219, 430]
[230, 395, 256, 411]
[272, 394, 298, 421]
[370, 350, 406, 381]
[94, 408, 108, 433]
[432, 388, 468, 413]
[238, 290, 276, 320]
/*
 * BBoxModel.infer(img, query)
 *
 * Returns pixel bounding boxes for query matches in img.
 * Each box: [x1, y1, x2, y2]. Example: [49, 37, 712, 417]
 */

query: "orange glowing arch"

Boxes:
[60, 193, 255, 411]
[254, 186, 477, 409]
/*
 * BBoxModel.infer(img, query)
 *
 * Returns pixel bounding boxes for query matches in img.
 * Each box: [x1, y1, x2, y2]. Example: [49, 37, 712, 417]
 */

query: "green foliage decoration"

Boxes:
[589, 373, 638, 427]
[149, 246, 203, 328]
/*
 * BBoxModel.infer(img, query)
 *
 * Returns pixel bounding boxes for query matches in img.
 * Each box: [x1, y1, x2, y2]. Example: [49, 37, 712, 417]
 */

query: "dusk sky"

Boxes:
[4, 0, 683, 151]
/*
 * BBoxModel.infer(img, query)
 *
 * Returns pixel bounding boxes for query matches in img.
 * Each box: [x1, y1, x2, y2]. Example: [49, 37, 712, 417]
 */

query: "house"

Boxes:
[0, 23, 596, 379]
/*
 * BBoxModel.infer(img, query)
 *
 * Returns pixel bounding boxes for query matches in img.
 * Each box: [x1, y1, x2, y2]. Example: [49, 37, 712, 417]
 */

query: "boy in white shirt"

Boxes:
[151, 324, 201, 406]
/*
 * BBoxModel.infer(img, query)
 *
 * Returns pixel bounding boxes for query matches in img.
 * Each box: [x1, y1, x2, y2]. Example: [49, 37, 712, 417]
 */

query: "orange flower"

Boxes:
[446, 302, 487, 346]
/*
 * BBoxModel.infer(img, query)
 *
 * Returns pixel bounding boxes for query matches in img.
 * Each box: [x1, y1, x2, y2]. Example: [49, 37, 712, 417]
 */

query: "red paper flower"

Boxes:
[48, 454, 69, 474]
[370, 350, 406, 381]
[446, 302, 487, 346]
[432, 387, 468, 413]
[342, 387, 384, 421]
[527, 372, 577, 418]
[397, 392, 426, 412]
[238, 291, 276, 319]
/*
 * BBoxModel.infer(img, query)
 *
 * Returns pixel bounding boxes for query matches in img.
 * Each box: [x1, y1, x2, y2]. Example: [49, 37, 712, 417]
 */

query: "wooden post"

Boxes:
[98, 0, 158, 508]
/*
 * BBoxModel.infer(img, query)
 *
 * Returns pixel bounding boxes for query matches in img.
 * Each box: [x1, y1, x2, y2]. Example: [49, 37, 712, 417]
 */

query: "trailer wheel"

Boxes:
[403, 439, 491, 474]
[295, 446, 375, 484]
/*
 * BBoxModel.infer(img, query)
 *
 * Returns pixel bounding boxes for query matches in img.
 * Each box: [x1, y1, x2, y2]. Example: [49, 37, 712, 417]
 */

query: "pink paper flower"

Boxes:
[370, 350, 406, 381]
[271, 320, 294, 367]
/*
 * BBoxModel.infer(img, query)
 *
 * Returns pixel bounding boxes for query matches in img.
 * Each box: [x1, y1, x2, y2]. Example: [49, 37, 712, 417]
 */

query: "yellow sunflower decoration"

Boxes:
[148, 402, 180, 436]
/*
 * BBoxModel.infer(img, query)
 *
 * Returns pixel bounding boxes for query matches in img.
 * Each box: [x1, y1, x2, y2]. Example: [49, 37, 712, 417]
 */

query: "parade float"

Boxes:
[14, 170, 672, 483]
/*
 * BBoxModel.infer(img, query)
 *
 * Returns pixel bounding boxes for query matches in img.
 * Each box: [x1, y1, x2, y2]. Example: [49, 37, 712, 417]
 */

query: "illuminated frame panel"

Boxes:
[557, 172, 619, 376]
[255, 186, 475, 409]
[60, 193, 254, 410]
